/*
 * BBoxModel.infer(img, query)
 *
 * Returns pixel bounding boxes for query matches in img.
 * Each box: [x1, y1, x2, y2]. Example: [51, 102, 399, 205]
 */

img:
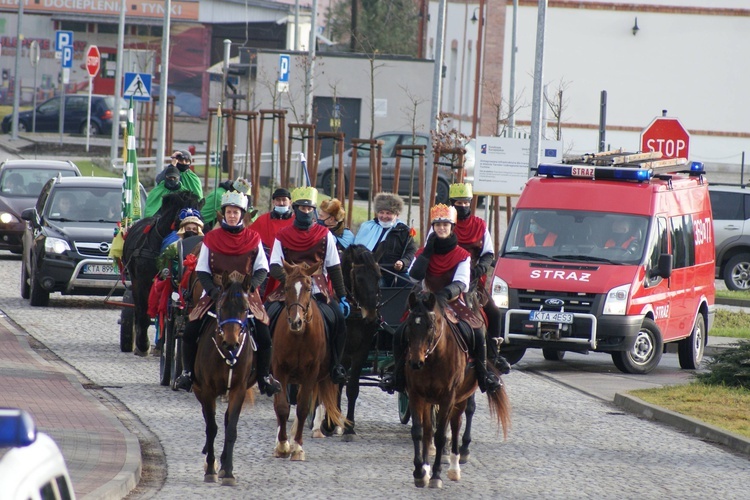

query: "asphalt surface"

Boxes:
[1, 133, 749, 497]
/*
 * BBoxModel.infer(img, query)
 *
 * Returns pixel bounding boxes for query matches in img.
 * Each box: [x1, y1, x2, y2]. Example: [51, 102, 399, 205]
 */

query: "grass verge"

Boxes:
[716, 289, 750, 300]
[631, 383, 750, 439]
[712, 309, 750, 339]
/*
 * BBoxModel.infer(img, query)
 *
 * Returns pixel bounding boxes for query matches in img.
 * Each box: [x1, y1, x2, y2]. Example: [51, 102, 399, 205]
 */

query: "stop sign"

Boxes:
[86, 45, 100, 78]
[640, 116, 690, 160]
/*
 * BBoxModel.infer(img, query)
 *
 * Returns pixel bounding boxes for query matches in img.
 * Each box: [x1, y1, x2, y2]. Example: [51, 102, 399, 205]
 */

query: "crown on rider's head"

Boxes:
[221, 190, 248, 211]
[291, 186, 318, 207]
[449, 183, 473, 200]
[430, 204, 457, 224]
[232, 178, 252, 194]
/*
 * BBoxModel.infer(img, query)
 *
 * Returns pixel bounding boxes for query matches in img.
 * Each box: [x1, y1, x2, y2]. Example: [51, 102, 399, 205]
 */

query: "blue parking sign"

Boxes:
[279, 54, 290, 83]
[55, 31, 73, 52]
[61, 46, 73, 69]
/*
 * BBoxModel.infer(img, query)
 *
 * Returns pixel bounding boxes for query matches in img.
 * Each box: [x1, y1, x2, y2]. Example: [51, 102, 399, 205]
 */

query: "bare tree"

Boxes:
[544, 77, 570, 141]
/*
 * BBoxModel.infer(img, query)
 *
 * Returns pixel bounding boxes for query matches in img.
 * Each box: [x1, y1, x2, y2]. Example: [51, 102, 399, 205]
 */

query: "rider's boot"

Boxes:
[473, 329, 502, 394]
[329, 304, 348, 385]
[487, 335, 512, 375]
[175, 337, 197, 392]
[379, 325, 406, 394]
[255, 347, 281, 397]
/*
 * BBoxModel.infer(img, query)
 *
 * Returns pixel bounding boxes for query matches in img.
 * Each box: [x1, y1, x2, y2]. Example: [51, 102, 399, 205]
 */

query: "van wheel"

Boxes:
[29, 263, 50, 307]
[501, 347, 526, 365]
[723, 253, 750, 290]
[611, 318, 663, 374]
[542, 348, 565, 361]
[678, 314, 705, 370]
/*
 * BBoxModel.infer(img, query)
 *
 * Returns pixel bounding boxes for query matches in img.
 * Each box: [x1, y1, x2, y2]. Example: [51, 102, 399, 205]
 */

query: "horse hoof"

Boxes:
[429, 478, 444, 489]
[447, 469, 461, 482]
[312, 429, 324, 439]
[342, 433, 357, 443]
[204, 474, 218, 483]
[459, 452, 470, 465]
[414, 478, 427, 488]
[221, 476, 237, 486]
[290, 450, 305, 461]
[134, 346, 149, 357]
[274, 448, 291, 459]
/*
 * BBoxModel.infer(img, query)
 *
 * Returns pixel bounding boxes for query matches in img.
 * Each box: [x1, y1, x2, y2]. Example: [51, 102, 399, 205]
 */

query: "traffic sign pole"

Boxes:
[85, 46, 100, 153]
[59, 42, 73, 146]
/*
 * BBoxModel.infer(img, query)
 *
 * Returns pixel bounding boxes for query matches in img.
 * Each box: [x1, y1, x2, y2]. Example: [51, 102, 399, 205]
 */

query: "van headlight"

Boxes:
[45, 237, 70, 255]
[491, 276, 509, 309]
[603, 284, 630, 315]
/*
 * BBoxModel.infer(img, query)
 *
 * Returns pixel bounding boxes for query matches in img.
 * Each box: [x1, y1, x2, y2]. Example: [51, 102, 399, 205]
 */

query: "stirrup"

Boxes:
[258, 375, 282, 397]
[493, 355, 512, 375]
[331, 365, 348, 385]
[175, 371, 193, 392]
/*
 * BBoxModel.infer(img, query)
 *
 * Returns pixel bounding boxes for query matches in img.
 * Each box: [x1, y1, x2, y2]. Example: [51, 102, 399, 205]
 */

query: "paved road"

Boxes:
[0, 255, 748, 499]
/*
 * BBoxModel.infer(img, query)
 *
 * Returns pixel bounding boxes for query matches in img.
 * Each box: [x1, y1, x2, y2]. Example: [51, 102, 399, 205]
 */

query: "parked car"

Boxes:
[315, 131, 475, 204]
[1, 94, 127, 136]
[0, 159, 81, 253]
[21, 176, 147, 306]
[0, 408, 76, 499]
[708, 185, 750, 290]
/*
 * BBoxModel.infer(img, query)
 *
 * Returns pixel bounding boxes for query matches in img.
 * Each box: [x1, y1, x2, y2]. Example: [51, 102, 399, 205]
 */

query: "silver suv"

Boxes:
[708, 185, 750, 290]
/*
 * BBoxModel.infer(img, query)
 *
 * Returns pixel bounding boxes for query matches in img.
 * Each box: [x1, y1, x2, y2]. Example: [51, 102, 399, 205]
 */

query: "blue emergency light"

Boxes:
[690, 161, 704, 172]
[537, 164, 652, 182]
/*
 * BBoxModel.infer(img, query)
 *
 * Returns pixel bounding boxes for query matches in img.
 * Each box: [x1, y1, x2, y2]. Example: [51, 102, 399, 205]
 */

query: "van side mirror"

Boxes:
[653, 253, 673, 279]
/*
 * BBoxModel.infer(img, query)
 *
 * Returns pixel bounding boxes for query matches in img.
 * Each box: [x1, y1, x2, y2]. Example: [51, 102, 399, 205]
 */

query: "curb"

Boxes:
[614, 392, 750, 457]
[716, 297, 750, 308]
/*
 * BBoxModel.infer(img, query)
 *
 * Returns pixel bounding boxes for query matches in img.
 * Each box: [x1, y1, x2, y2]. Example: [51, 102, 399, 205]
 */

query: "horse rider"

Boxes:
[318, 198, 355, 251]
[265, 186, 350, 385]
[145, 155, 204, 218]
[175, 189, 282, 397]
[354, 192, 417, 286]
[250, 187, 295, 260]
[379, 204, 502, 395]
[446, 183, 511, 374]
[202, 178, 252, 231]
[155, 150, 197, 184]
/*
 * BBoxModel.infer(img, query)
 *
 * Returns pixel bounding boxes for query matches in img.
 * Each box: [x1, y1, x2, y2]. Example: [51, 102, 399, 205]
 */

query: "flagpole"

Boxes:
[213, 104, 223, 218]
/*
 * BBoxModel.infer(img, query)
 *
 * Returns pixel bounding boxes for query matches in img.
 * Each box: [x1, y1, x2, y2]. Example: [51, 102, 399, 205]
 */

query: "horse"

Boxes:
[336, 244, 383, 440]
[121, 191, 203, 355]
[271, 260, 346, 461]
[191, 272, 256, 486]
[403, 291, 511, 488]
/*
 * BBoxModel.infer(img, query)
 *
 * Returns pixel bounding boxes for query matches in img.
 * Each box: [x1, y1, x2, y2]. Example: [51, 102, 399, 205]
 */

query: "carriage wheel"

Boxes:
[398, 391, 411, 424]
[119, 289, 135, 352]
[159, 314, 174, 386]
[170, 339, 184, 391]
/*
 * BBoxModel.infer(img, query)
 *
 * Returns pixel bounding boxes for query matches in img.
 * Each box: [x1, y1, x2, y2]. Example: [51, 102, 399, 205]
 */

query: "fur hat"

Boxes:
[319, 198, 346, 222]
[177, 216, 204, 236]
[374, 192, 403, 215]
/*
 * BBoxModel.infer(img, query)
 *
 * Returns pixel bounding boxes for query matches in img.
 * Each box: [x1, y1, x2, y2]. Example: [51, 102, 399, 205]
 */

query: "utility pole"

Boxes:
[155, 0, 172, 170]
[528, 0, 547, 173]
[110, 0, 127, 163]
[11, 0, 24, 141]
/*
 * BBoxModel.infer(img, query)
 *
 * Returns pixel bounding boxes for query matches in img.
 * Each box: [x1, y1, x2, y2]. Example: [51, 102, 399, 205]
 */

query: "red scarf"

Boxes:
[277, 223, 330, 251]
[454, 216, 486, 245]
[202, 226, 260, 255]
[416, 245, 470, 276]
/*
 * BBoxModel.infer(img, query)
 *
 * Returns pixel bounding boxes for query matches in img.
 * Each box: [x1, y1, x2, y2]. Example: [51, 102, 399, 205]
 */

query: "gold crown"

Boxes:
[430, 204, 457, 224]
[291, 186, 318, 207]
[449, 183, 473, 199]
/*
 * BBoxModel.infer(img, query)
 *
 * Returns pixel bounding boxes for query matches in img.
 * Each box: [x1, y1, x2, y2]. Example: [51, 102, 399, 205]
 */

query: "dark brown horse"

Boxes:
[192, 273, 256, 486]
[272, 260, 345, 460]
[403, 291, 511, 488]
[121, 191, 202, 355]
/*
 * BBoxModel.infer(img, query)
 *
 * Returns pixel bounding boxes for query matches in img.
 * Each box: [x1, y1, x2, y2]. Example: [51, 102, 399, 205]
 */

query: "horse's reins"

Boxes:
[207, 308, 256, 393]
[285, 276, 313, 327]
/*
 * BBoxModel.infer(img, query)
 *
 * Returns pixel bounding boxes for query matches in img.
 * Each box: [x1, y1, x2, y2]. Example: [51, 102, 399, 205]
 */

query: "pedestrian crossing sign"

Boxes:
[123, 72, 152, 102]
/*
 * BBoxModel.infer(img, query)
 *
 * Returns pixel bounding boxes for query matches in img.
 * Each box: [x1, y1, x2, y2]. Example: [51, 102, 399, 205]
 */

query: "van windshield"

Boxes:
[502, 209, 650, 265]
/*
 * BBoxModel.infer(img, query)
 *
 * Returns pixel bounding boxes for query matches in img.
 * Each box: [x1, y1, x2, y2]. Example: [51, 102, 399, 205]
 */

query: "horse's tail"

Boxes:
[317, 378, 348, 430]
[486, 380, 512, 440]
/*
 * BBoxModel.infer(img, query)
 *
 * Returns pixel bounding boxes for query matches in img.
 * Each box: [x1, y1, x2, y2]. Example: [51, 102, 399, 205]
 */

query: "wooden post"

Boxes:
[287, 123, 316, 188]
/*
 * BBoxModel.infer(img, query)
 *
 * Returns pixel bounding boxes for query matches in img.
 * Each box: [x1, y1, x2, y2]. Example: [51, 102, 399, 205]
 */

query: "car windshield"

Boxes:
[47, 187, 122, 222]
[502, 209, 650, 265]
[0, 168, 77, 198]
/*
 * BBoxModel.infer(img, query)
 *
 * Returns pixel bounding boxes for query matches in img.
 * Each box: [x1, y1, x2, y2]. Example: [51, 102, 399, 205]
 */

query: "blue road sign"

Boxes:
[55, 31, 73, 52]
[61, 46, 73, 69]
[279, 54, 290, 83]
[123, 72, 152, 102]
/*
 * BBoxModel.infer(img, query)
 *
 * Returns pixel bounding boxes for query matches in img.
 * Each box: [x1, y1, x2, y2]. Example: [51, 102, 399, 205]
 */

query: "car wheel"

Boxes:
[80, 122, 101, 136]
[435, 179, 450, 204]
[542, 348, 566, 361]
[501, 346, 526, 365]
[356, 189, 369, 200]
[20, 257, 30, 300]
[611, 317, 663, 374]
[17, 121, 29, 133]
[319, 170, 348, 197]
[723, 253, 750, 291]
[678, 313, 705, 370]
[29, 263, 50, 307]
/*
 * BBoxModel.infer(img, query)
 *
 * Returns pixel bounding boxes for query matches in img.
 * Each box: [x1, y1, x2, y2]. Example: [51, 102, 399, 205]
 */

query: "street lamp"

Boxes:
[470, 8, 479, 24]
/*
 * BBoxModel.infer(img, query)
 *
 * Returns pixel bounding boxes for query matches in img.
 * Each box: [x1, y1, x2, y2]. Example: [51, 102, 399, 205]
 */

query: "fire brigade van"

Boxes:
[491, 151, 715, 374]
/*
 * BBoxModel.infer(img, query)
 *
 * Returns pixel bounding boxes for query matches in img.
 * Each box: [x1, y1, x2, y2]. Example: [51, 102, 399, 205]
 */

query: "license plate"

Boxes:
[83, 263, 117, 275]
[529, 310, 574, 324]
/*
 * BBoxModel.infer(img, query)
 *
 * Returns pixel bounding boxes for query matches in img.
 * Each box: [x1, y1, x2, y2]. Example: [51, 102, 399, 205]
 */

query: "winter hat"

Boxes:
[319, 198, 346, 222]
[272, 188, 292, 200]
[374, 192, 403, 215]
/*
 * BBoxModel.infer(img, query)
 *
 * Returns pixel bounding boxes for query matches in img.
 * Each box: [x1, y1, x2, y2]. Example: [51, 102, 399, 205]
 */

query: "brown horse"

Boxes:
[403, 291, 511, 488]
[272, 260, 345, 461]
[192, 272, 256, 486]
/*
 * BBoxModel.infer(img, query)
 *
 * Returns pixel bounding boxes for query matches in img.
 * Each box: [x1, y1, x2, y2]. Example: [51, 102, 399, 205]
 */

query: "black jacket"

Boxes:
[375, 222, 417, 270]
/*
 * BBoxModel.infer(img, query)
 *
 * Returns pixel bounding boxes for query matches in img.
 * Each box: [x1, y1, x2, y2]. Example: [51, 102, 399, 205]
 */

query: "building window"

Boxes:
[60, 21, 87, 33]
[136, 25, 163, 37]
[98, 23, 119, 34]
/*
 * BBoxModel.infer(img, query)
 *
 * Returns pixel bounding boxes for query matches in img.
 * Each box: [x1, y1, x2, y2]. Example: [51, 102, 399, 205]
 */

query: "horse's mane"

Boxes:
[158, 191, 203, 220]
[221, 280, 249, 313]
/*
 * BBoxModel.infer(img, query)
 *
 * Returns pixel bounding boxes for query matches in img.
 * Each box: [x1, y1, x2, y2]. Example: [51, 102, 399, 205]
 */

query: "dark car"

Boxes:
[708, 185, 750, 290]
[1, 94, 127, 136]
[0, 159, 81, 253]
[20, 176, 147, 306]
[315, 131, 475, 204]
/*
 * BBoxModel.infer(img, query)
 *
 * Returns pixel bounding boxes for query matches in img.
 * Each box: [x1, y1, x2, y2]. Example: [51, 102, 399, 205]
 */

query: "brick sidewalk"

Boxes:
[0, 314, 140, 499]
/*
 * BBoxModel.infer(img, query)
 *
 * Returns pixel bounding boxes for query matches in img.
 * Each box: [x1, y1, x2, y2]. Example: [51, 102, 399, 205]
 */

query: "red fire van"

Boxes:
[491, 151, 715, 374]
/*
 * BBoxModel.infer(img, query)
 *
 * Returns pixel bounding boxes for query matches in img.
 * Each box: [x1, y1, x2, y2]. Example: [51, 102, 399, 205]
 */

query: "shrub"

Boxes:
[696, 340, 750, 389]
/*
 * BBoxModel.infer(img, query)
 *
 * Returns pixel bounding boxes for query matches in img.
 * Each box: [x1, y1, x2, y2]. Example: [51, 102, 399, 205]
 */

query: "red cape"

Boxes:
[454, 216, 486, 245]
[416, 245, 470, 275]
[250, 212, 295, 250]
[276, 223, 330, 251]
[203, 226, 261, 255]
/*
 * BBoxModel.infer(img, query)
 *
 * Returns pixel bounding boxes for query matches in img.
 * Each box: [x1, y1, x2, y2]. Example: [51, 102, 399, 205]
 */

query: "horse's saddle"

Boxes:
[444, 297, 485, 329]
[189, 295, 213, 321]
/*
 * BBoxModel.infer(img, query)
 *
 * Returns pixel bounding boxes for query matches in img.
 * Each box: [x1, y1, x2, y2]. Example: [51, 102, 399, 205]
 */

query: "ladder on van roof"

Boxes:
[564, 149, 691, 175]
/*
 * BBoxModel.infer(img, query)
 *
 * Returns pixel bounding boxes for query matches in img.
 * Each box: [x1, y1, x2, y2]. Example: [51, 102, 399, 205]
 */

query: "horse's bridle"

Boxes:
[285, 277, 313, 327]
[410, 311, 443, 360]
[207, 303, 256, 392]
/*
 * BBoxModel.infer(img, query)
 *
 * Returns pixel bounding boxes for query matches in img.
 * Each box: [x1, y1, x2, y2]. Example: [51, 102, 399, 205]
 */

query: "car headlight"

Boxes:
[603, 284, 630, 315]
[0, 212, 19, 224]
[45, 237, 70, 255]
[491, 276, 509, 309]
